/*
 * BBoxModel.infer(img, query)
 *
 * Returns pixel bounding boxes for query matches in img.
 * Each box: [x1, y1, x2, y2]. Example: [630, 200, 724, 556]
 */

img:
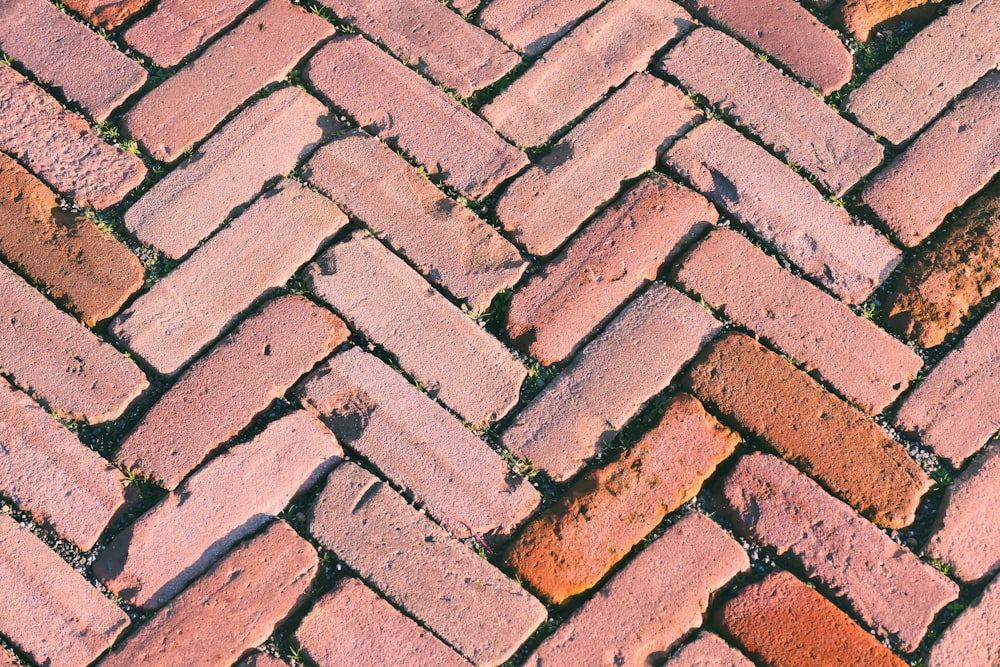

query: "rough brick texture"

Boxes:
[836, 0, 941, 41]
[61, 0, 151, 29]
[928, 574, 1000, 667]
[124, 0, 257, 67]
[477, 0, 603, 56]
[664, 633, 754, 667]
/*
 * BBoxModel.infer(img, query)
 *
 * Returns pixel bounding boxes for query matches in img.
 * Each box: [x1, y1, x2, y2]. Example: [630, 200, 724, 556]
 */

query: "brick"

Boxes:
[845, 0, 1000, 145]
[506, 393, 739, 604]
[124, 0, 257, 67]
[496, 73, 700, 256]
[836, 0, 941, 41]
[122, 1, 333, 162]
[928, 573, 1000, 667]
[663, 121, 901, 304]
[0, 152, 144, 326]
[660, 28, 884, 197]
[503, 283, 720, 482]
[294, 577, 470, 667]
[306, 36, 528, 200]
[100, 521, 316, 667]
[0, 263, 148, 422]
[61, 0, 151, 28]
[125, 87, 336, 259]
[663, 632, 754, 667]
[685, 332, 929, 529]
[317, 0, 519, 98]
[477, 0, 603, 56]
[530, 512, 748, 666]
[894, 302, 1000, 467]
[481, 0, 694, 147]
[111, 178, 347, 376]
[0, 66, 146, 208]
[0, 514, 129, 667]
[300, 347, 539, 542]
[718, 453, 958, 652]
[307, 231, 526, 426]
[673, 229, 920, 414]
[309, 462, 546, 667]
[862, 70, 1000, 248]
[716, 571, 907, 667]
[116, 294, 349, 490]
[237, 654, 288, 667]
[94, 411, 340, 610]
[304, 130, 525, 312]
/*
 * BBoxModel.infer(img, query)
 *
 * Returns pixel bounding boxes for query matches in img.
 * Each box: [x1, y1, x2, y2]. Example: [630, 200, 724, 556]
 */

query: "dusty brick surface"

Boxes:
[836, 0, 941, 41]
[496, 73, 700, 256]
[124, 0, 257, 67]
[660, 28, 884, 197]
[310, 462, 546, 667]
[663, 632, 754, 666]
[504, 283, 720, 482]
[61, 0, 151, 29]
[529, 512, 748, 666]
[928, 574, 1000, 667]
[477, 0, 603, 56]
[718, 453, 958, 652]
[94, 411, 340, 610]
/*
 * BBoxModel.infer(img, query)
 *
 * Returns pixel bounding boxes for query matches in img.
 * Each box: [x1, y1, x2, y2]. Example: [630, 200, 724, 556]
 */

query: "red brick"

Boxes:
[663, 632, 754, 666]
[125, 87, 336, 259]
[506, 393, 739, 604]
[716, 571, 907, 667]
[673, 229, 920, 414]
[660, 28, 884, 197]
[663, 120, 901, 304]
[481, 0, 694, 147]
[307, 231, 526, 426]
[309, 462, 546, 667]
[0, 514, 130, 667]
[100, 521, 316, 667]
[845, 0, 1000, 145]
[529, 512, 748, 666]
[124, 0, 257, 67]
[94, 411, 340, 610]
[496, 73, 700, 256]
[862, 70, 1000, 248]
[477, 0, 603, 56]
[61, 0, 151, 29]
[928, 573, 1000, 667]
[0, 66, 146, 209]
[836, 0, 941, 41]
[0, 152, 144, 326]
[236, 653, 288, 667]
[718, 453, 958, 652]
[306, 36, 528, 200]
[0, 263, 148, 422]
[116, 295, 349, 490]
[294, 577, 470, 667]
[122, 0, 333, 162]
[111, 179, 347, 376]
[0, 649, 15, 667]
[685, 332, 929, 529]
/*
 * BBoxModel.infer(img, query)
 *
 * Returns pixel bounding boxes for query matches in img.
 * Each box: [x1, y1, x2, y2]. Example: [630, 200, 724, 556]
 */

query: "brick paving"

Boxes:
[0, 2, 997, 665]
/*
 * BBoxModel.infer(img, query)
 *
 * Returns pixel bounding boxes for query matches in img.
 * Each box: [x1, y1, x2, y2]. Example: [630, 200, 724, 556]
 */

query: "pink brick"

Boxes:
[660, 28, 884, 196]
[481, 0, 694, 147]
[663, 632, 754, 667]
[111, 179, 347, 376]
[928, 574, 1000, 667]
[306, 36, 528, 200]
[307, 231, 526, 426]
[237, 653, 288, 667]
[122, 0, 333, 162]
[478, 0, 603, 56]
[530, 512, 748, 666]
[496, 73, 700, 256]
[61, 0, 151, 29]
[124, 0, 257, 67]
[94, 411, 341, 610]
[503, 283, 720, 482]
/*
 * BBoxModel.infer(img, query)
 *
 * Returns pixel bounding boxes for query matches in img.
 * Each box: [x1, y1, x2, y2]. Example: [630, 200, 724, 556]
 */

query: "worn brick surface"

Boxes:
[124, 0, 257, 67]
[836, 0, 941, 41]
[236, 653, 288, 667]
[477, 0, 603, 56]
[928, 573, 1000, 667]
[663, 632, 754, 666]
[61, 0, 151, 29]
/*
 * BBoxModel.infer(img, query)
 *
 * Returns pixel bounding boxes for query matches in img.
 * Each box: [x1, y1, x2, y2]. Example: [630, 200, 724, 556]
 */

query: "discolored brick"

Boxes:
[836, 0, 941, 41]
[124, 0, 257, 67]
[928, 574, 1000, 667]
[663, 632, 754, 667]
[61, 0, 152, 28]
[477, 0, 603, 56]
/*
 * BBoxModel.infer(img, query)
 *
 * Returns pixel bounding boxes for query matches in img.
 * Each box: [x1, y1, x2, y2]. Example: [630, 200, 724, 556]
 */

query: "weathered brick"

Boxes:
[862, 70, 1000, 248]
[309, 462, 546, 667]
[294, 577, 470, 667]
[685, 332, 929, 529]
[0, 66, 146, 208]
[0, 514, 130, 667]
[124, 0, 257, 67]
[0, 152, 144, 326]
[0, 262, 148, 422]
[122, 0, 333, 162]
[530, 512, 748, 666]
[481, 0, 694, 147]
[111, 178, 347, 376]
[718, 453, 958, 652]
[94, 411, 340, 610]
[836, 0, 941, 41]
[116, 295, 349, 490]
[496, 73, 700, 256]
[100, 521, 316, 667]
[928, 573, 1000, 667]
[663, 632, 754, 667]
[845, 0, 1000, 145]
[506, 393, 739, 604]
[306, 36, 528, 200]
[673, 229, 920, 414]
[236, 653, 288, 667]
[61, 0, 151, 29]
[477, 0, 603, 56]
[307, 231, 526, 426]
[660, 28, 884, 197]
[125, 87, 336, 259]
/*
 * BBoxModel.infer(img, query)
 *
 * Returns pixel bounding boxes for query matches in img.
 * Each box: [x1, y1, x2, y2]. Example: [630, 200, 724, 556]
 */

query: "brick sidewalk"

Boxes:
[0, 0, 998, 665]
